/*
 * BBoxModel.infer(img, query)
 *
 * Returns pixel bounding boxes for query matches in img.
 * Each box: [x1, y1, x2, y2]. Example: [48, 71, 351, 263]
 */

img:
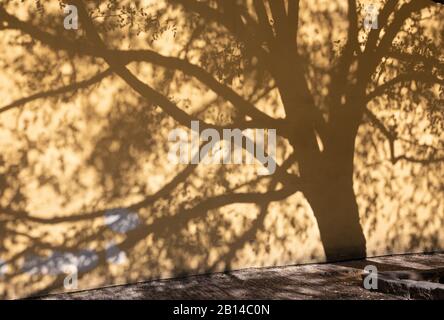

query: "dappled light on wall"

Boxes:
[0, 0, 443, 298]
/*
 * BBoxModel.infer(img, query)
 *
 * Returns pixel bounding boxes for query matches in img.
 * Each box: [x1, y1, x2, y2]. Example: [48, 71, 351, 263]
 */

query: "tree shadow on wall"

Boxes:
[0, 0, 443, 298]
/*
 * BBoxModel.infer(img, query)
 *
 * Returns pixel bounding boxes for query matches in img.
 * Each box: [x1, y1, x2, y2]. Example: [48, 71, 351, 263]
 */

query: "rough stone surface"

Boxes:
[373, 269, 444, 300]
[36, 252, 444, 300]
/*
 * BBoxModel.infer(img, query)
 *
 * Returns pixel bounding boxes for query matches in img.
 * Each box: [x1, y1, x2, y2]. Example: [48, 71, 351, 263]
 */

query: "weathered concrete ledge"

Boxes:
[36, 252, 444, 300]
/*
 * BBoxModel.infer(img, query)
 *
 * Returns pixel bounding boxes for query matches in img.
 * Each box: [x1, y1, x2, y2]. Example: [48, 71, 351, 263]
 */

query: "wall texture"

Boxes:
[0, 0, 443, 299]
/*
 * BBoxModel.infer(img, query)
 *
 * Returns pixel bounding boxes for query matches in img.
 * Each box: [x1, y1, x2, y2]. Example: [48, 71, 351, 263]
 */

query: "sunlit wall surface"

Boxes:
[0, 0, 443, 299]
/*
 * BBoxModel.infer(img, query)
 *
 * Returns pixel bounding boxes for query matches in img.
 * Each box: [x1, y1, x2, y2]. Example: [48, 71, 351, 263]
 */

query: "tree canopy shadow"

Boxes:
[0, 0, 443, 298]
